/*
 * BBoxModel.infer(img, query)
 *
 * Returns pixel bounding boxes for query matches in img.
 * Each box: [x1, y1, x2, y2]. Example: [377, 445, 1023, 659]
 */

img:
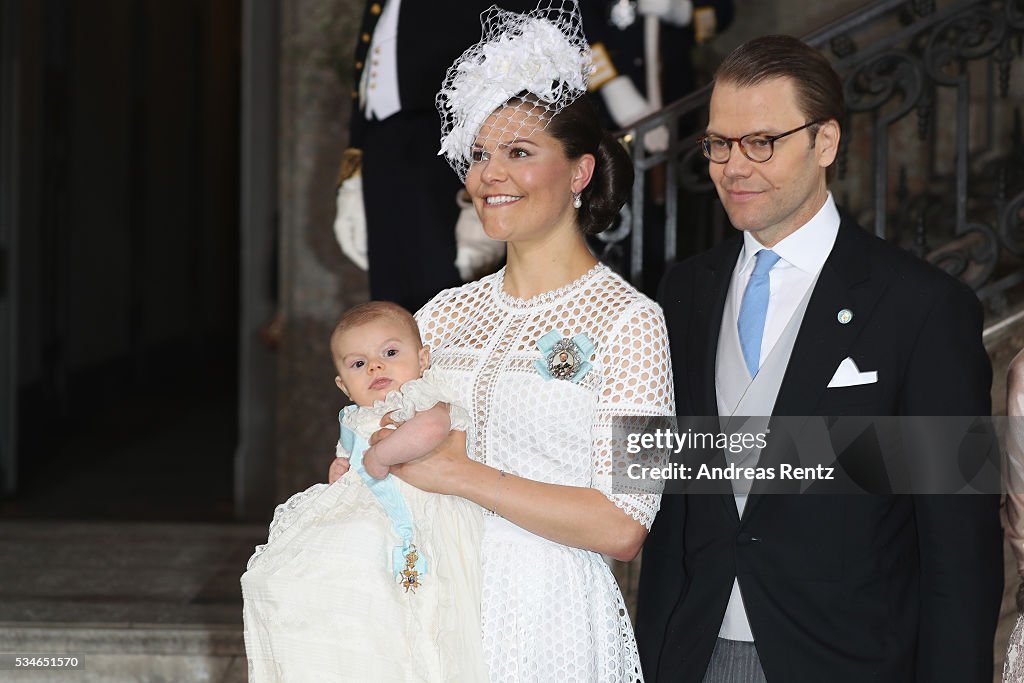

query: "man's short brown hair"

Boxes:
[714, 35, 844, 180]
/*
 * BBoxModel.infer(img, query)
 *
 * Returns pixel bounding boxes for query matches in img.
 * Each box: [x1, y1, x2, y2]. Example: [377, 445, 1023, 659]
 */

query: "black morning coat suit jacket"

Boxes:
[635, 214, 1003, 683]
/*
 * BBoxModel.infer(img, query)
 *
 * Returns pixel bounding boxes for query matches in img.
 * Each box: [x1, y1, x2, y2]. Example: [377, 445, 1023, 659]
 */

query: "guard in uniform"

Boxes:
[334, 0, 536, 313]
[583, 0, 735, 129]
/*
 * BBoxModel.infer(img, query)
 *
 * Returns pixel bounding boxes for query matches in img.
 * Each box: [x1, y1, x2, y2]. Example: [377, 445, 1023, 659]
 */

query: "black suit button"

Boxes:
[737, 532, 760, 545]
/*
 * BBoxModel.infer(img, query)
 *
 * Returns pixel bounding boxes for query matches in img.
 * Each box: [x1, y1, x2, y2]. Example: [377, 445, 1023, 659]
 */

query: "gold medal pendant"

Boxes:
[399, 544, 422, 593]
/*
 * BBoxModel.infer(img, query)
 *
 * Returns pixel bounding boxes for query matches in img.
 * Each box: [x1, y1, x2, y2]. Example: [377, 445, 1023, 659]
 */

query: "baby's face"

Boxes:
[332, 318, 429, 406]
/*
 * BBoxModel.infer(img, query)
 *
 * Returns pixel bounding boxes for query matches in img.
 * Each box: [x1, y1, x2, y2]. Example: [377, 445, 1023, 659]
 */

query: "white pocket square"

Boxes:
[827, 357, 878, 388]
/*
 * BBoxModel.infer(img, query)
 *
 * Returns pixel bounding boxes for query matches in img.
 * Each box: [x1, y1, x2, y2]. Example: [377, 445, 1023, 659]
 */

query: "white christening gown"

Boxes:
[241, 371, 486, 682]
[415, 263, 674, 682]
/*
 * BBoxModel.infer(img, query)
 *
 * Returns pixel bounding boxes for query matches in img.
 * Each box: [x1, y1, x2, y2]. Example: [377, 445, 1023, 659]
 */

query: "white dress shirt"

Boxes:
[725, 192, 841, 370]
[361, 0, 402, 120]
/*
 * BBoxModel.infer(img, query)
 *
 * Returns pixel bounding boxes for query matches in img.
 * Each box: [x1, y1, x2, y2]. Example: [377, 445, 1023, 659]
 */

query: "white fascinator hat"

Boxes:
[435, 0, 594, 181]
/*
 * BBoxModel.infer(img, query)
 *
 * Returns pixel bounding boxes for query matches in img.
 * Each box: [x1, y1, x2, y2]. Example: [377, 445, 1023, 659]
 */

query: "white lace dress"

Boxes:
[416, 263, 674, 682]
[1008, 615, 1024, 682]
[241, 372, 486, 682]
[1005, 361, 1024, 683]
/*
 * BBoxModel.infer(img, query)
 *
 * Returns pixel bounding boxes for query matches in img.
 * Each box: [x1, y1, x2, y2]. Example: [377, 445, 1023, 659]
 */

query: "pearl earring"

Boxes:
[572, 191, 582, 209]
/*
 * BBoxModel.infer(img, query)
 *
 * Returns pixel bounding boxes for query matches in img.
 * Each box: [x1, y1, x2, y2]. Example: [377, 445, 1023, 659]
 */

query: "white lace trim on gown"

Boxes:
[242, 375, 485, 682]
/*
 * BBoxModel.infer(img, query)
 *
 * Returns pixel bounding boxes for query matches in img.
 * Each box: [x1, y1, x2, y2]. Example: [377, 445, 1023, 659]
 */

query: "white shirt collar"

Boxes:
[363, 0, 402, 120]
[737, 192, 841, 275]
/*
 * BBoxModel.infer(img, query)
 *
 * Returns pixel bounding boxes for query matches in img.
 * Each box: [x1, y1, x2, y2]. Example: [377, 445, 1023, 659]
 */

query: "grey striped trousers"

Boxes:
[701, 638, 768, 683]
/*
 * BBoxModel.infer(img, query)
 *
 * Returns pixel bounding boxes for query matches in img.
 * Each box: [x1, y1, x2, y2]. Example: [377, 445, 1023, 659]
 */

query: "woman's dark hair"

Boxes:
[510, 93, 633, 236]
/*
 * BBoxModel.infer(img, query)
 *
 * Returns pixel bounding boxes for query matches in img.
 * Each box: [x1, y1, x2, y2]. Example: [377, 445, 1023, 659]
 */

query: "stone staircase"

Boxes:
[0, 522, 264, 682]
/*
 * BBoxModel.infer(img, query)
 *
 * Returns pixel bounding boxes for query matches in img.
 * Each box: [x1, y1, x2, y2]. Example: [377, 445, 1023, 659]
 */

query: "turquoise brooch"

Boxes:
[534, 331, 595, 383]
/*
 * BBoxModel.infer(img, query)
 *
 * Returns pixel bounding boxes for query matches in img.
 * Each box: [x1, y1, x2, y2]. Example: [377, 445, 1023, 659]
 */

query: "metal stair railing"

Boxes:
[603, 0, 1024, 313]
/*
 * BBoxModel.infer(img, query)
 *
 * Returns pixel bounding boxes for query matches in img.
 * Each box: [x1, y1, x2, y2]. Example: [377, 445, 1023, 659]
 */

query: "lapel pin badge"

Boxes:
[837, 309, 853, 325]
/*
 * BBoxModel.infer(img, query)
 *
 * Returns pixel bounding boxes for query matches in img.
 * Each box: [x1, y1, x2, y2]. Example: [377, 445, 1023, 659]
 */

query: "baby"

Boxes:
[241, 301, 486, 682]
[328, 300, 455, 481]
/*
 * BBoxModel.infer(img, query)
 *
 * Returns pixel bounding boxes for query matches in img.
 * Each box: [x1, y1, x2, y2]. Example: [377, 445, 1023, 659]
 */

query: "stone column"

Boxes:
[276, 0, 367, 498]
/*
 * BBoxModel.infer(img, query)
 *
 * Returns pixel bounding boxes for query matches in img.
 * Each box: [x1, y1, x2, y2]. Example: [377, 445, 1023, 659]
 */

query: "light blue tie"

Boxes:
[737, 249, 781, 377]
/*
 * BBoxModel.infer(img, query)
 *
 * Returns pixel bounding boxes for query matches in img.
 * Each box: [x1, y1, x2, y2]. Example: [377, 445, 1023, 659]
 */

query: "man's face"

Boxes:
[706, 77, 839, 246]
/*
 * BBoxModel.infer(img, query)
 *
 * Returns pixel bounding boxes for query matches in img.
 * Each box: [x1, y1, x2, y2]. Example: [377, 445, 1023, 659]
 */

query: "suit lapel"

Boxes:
[773, 218, 882, 415]
[741, 218, 889, 519]
[690, 239, 741, 415]
[689, 238, 742, 523]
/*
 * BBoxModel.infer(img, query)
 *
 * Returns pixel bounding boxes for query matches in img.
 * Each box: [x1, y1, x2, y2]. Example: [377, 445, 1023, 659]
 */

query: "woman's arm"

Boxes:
[394, 299, 675, 561]
[362, 405, 451, 478]
[391, 431, 648, 561]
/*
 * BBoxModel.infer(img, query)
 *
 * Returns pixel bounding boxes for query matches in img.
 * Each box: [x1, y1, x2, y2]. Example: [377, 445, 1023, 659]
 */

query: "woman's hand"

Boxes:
[390, 430, 473, 495]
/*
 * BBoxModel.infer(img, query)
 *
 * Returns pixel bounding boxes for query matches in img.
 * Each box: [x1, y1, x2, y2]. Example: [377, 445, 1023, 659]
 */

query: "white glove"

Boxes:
[599, 75, 670, 153]
[637, 0, 671, 16]
[454, 190, 505, 281]
[333, 173, 368, 270]
[638, 0, 693, 26]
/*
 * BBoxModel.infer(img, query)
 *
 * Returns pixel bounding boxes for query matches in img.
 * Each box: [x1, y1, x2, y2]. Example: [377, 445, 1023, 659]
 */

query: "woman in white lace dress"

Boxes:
[1005, 349, 1024, 681]
[377, 2, 675, 680]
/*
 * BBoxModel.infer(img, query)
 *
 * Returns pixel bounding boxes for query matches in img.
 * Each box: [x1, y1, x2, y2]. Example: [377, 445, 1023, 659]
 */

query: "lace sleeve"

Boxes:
[592, 299, 675, 529]
[414, 287, 458, 352]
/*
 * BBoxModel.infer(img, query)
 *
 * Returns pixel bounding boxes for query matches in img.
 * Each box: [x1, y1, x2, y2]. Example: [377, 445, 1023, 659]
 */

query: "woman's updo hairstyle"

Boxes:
[509, 92, 634, 236]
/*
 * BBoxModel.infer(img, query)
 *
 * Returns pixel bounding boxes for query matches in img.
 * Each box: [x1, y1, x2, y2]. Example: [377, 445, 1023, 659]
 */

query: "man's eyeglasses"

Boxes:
[698, 120, 824, 164]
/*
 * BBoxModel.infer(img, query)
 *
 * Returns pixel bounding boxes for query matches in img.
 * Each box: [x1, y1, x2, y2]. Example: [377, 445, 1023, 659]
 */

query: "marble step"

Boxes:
[0, 623, 245, 682]
[0, 521, 266, 682]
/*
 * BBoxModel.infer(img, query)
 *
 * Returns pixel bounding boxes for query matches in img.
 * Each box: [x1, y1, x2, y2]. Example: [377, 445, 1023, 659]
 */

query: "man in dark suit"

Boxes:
[635, 35, 1003, 682]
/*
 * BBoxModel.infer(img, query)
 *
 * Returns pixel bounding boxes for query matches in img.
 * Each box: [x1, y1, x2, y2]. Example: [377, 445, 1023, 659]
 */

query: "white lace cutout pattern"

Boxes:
[1007, 613, 1024, 682]
[418, 263, 673, 526]
[416, 263, 674, 682]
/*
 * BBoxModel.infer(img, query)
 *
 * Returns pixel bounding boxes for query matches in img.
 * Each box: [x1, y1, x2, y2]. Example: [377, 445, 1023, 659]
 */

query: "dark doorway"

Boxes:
[2, 0, 242, 521]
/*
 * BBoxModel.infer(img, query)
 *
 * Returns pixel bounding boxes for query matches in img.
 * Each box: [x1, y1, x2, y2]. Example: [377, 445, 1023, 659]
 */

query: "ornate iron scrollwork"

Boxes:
[831, 33, 857, 59]
[924, 6, 1006, 85]
[913, 0, 936, 18]
[844, 50, 924, 115]
[1008, 0, 1024, 29]
[927, 221, 999, 289]
[1000, 189, 1024, 256]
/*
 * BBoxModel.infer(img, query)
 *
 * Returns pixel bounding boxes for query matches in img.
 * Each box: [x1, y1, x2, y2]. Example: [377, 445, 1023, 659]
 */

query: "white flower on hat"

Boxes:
[436, 1, 594, 180]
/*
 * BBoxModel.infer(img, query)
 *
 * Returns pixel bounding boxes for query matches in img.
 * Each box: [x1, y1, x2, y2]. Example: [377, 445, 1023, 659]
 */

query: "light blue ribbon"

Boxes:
[338, 407, 428, 580]
[533, 330, 595, 383]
